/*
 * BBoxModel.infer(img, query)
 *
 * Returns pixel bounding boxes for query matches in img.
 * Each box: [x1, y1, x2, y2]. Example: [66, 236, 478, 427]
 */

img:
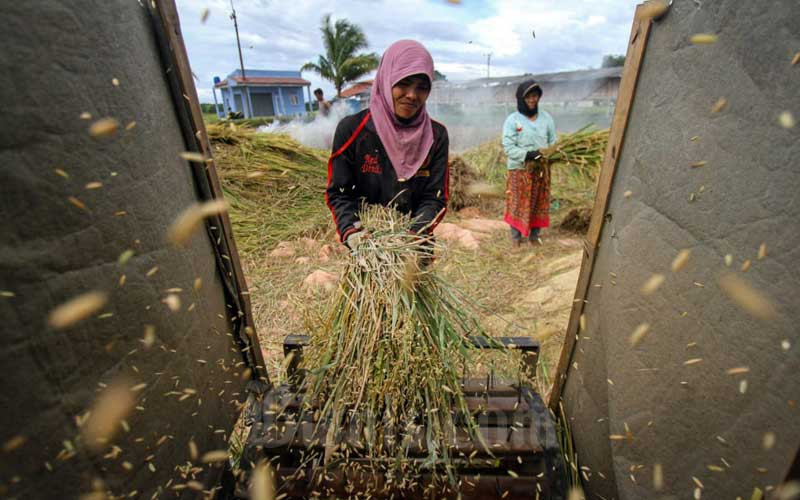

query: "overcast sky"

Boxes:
[175, 0, 641, 104]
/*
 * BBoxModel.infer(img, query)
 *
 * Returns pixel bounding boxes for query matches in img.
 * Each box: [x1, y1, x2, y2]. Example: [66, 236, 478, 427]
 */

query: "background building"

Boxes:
[428, 67, 622, 110]
[213, 69, 312, 118]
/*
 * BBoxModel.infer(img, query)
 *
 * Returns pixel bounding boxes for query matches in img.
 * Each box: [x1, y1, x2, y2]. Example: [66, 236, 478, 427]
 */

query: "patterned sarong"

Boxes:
[504, 160, 550, 238]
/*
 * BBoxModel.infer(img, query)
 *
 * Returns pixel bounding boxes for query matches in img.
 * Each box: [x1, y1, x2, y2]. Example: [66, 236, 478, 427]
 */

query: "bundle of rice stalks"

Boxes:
[459, 126, 609, 208]
[207, 123, 331, 254]
[545, 125, 609, 183]
[301, 206, 506, 483]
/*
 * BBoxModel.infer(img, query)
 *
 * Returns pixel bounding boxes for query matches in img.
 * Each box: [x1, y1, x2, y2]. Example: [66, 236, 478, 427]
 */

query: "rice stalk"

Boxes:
[300, 206, 506, 483]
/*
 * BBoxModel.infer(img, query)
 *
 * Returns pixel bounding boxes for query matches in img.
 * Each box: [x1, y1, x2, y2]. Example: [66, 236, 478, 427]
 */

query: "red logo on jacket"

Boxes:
[361, 154, 382, 174]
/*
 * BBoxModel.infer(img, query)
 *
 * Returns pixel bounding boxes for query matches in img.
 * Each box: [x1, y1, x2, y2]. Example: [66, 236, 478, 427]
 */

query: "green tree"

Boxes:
[301, 15, 380, 97]
[433, 70, 447, 81]
[601, 54, 626, 67]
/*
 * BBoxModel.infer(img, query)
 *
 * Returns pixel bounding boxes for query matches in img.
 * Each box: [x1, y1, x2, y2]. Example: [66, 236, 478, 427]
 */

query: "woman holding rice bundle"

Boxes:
[325, 40, 449, 250]
[502, 79, 557, 248]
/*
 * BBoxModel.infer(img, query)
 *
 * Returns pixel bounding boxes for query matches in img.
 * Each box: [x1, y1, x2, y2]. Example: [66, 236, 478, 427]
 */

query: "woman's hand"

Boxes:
[524, 149, 543, 162]
[345, 230, 370, 252]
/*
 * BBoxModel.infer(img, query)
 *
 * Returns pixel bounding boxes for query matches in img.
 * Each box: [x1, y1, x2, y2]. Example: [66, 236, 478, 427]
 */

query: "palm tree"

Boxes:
[301, 15, 380, 97]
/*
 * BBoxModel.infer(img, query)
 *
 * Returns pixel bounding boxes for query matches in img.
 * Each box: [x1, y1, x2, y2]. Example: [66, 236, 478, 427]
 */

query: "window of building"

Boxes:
[289, 94, 299, 105]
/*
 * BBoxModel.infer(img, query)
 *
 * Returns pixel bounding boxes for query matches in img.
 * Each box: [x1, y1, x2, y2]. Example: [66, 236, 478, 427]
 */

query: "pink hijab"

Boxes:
[369, 40, 435, 180]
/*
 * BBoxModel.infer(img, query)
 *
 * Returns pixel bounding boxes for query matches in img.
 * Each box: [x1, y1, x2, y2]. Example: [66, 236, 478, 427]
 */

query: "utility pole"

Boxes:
[485, 52, 492, 79]
[230, 0, 246, 81]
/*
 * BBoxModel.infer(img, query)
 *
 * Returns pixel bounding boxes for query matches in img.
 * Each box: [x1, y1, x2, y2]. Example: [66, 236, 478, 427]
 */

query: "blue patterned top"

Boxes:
[502, 111, 557, 170]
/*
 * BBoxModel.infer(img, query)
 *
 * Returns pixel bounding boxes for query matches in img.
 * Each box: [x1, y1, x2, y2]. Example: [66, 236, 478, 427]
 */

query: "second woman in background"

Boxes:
[501, 80, 556, 248]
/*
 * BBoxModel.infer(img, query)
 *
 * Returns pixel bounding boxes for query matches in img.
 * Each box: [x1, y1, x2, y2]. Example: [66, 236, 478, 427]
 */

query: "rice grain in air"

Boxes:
[117, 249, 134, 265]
[757, 243, 767, 260]
[710, 98, 727, 114]
[762, 432, 776, 450]
[68, 196, 88, 211]
[163, 294, 181, 312]
[179, 152, 207, 163]
[741, 260, 751, 272]
[726, 366, 749, 375]
[671, 249, 691, 272]
[639, 0, 669, 20]
[567, 486, 586, 500]
[200, 8, 210, 23]
[82, 379, 136, 451]
[186, 481, 204, 491]
[641, 274, 665, 295]
[89, 118, 120, 138]
[3, 435, 27, 453]
[49, 291, 108, 329]
[653, 463, 664, 491]
[718, 273, 776, 320]
[142, 325, 156, 348]
[167, 199, 229, 246]
[690, 34, 718, 45]
[793, 52, 800, 65]
[188, 440, 198, 460]
[201, 450, 229, 463]
[724, 254, 733, 267]
[779, 111, 796, 129]
[85, 182, 103, 190]
[249, 461, 276, 500]
[79, 112, 92, 120]
[629, 323, 650, 346]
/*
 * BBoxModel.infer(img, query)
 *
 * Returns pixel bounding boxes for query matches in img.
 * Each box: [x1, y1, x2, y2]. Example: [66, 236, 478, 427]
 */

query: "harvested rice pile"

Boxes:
[301, 206, 507, 483]
[447, 155, 481, 210]
[208, 123, 331, 255]
[559, 207, 592, 233]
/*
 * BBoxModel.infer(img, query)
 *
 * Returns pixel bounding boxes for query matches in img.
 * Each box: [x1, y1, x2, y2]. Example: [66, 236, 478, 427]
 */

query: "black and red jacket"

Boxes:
[325, 109, 449, 242]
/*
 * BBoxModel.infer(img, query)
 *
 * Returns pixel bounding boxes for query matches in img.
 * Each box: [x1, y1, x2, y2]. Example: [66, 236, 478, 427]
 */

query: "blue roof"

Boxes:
[226, 69, 302, 79]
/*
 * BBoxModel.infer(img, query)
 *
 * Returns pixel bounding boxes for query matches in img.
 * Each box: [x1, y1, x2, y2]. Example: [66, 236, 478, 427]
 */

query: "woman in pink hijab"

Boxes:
[325, 40, 449, 249]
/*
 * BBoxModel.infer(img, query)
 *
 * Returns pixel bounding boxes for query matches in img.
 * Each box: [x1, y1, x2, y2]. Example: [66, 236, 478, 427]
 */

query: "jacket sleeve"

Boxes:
[547, 115, 557, 146]
[325, 118, 362, 243]
[410, 128, 449, 234]
[502, 116, 527, 163]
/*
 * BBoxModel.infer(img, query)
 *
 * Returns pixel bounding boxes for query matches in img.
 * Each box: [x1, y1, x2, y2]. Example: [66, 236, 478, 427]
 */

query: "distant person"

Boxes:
[501, 79, 556, 248]
[314, 88, 331, 117]
[325, 40, 448, 249]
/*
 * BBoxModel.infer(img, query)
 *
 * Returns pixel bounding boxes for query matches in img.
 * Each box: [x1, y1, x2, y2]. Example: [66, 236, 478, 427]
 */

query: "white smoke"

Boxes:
[258, 101, 355, 151]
